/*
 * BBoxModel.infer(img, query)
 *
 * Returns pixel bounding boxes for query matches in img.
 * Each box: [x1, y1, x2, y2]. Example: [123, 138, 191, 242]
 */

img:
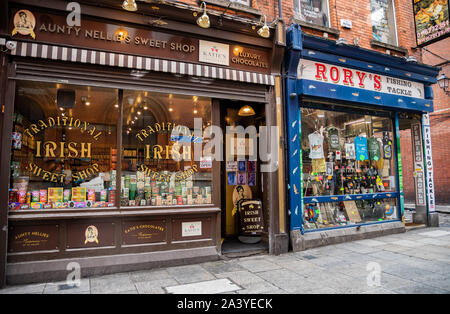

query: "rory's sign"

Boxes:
[298, 59, 425, 99]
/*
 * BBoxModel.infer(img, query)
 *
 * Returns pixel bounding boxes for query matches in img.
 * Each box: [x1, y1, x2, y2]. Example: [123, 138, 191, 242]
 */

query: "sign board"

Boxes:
[199, 40, 230, 66]
[298, 59, 425, 99]
[8, 224, 59, 253]
[181, 221, 202, 237]
[9, 9, 271, 74]
[411, 123, 426, 206]
[238, 200, 264, 235]
[122, 220, 166, 245]
[413, 0, 450, 46]
[422, 113, 436, 212]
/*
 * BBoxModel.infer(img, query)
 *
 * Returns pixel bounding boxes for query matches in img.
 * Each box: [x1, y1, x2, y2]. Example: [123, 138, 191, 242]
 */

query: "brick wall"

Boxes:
[277, 0, 422, 59]
[399, 37, 450, 205]
[184, 0, 449, 204]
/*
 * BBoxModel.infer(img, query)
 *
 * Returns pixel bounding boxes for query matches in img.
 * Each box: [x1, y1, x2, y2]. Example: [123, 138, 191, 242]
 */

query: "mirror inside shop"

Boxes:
[9, 81, 212, 210]
[301, 106, 399, 230]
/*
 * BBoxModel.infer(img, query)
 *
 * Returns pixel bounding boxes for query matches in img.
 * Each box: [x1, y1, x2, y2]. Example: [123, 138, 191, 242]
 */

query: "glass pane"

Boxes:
[301, 107, 397, 198]
[294, 0, 330, 27]
[9, 81, 118, 210]
[303, 198, 399, 230]
[121, 91, 212, 207]
[371, 0, 397, 45]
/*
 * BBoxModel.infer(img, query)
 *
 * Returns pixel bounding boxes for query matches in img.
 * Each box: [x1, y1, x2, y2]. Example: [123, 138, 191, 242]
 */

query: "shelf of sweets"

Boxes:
[8, 187, 117, 211]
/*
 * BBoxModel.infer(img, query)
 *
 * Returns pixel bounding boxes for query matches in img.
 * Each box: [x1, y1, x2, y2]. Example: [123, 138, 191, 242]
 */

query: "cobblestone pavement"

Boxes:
[1, 226, 450, 294]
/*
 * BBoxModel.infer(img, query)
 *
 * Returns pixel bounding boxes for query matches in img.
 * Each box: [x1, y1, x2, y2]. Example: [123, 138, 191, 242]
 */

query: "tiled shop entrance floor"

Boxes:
[165, 279, 241, 294]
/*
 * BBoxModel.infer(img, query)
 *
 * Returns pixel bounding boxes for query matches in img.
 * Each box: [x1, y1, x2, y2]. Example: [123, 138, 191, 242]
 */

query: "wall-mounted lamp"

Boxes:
[257, 15, 270, 38]
[122, 0, 137, 11]
[437, 73, 450, 96]
[336, 37, 347, 46]
[406, 55, 418, 63]
[196, 2, 210, 29]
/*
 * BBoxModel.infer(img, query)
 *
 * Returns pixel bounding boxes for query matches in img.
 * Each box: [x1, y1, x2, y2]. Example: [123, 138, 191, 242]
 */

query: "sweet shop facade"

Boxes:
[0, 0, 287, 286]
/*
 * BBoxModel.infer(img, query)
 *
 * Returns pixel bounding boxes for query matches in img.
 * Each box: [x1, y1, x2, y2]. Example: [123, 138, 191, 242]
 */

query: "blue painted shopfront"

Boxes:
[284, 24, 440, 234]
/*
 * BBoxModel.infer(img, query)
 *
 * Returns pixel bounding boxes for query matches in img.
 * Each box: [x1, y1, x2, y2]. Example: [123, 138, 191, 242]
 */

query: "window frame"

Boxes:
[8, 80, 216, 213]
[299, 100, 402, 231]
[293, 0, 332, 28]
[370, 0, 400, 47]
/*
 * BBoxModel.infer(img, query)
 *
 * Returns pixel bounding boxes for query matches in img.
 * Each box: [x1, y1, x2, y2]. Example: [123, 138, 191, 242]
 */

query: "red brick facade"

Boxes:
[192, 1, 447, 203]
[400, 37, 450, 205]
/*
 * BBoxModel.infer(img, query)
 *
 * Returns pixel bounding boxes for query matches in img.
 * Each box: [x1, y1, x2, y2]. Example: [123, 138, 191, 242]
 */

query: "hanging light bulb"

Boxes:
[257, 15, 270, 38]
[196, 2, 210, 29]
[122, 0, 137, 11]
[238, 105, 256, 116]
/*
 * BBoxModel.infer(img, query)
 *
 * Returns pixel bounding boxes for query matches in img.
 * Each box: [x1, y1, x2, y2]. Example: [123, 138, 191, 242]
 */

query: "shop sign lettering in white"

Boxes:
[422, 113, 435, 213]
[199, 40, 229, 66]
[411, 123, 426, 206]
[298, 59, 425, 99]
[182, 221, 202, 237]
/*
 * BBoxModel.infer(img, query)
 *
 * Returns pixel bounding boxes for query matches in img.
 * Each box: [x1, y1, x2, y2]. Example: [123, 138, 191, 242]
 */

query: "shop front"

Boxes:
[0, 1, 287, 286]
[284, 25, 440, 250]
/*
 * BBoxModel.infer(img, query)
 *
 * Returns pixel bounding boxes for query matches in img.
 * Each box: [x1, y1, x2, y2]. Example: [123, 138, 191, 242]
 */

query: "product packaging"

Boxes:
[39, 189, 48, 203]
[87, 189, 96, 202]
[63, 189, 71, 202]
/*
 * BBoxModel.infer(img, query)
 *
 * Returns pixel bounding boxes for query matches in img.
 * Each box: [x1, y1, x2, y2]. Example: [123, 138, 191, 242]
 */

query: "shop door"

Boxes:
[398, 114, 428, 226]
[220, 100, 268, 256]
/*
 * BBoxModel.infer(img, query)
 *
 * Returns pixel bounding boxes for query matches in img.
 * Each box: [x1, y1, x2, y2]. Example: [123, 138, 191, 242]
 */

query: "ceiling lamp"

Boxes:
[122, 0, 137, 12]
[238, 105, 255, 116]
[257, 15, 270, 38]
[196, 2, 210, 29]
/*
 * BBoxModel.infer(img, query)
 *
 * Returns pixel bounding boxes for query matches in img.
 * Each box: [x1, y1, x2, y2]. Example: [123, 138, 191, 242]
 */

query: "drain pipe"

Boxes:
[278, 0, 283, 19]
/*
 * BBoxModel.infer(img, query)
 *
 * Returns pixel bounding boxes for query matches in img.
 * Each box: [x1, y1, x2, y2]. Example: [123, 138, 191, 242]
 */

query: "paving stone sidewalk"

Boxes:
[2, 226, 450, 294]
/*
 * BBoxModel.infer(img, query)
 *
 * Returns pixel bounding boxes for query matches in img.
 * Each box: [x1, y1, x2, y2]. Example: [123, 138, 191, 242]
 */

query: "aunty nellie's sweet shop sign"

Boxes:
[9, 8, 271, 74]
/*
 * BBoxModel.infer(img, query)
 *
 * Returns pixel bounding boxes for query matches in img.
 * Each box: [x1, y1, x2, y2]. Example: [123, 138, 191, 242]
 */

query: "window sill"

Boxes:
[200, 0, 262, 16]
[8, 205, 221, 221]
[291, 18, 340, 36]
[370, 39, 407, 54]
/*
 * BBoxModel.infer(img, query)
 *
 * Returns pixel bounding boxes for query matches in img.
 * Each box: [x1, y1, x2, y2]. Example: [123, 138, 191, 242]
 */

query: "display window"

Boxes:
[8, 81, 213, 211]
[301, 104, 399, 230]
[121, 91, 212, 207]
[9, 81, 118, 210]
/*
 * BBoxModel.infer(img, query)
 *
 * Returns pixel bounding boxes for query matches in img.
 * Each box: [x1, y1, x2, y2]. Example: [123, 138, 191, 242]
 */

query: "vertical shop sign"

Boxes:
[422, 113, 435, 212]
[411, 123, 426, 206]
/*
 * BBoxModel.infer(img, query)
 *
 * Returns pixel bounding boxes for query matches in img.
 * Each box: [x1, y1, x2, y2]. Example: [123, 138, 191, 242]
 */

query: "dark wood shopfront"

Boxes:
[0, 0, 287, 286]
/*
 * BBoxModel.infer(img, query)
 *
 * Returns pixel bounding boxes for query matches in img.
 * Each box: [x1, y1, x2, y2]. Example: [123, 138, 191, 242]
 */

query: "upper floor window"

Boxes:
[370, 0, 398, 46]
[231, 0, 251, 6]
[294, 0, 331, 28]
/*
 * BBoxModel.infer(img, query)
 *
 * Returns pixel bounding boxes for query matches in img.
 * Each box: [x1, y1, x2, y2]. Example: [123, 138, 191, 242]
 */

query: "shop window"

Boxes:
[120, 91, 212, 207]
[9, 81, 118, 210]
[294, 0, 331, 27]
[370, 0, 398, 46]
[301, 106, 399, 230]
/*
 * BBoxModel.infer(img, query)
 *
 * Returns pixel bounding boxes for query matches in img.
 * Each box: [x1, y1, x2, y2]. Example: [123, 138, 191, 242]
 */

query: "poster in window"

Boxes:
[237, 172, 247, 185]
[413, 0, 450, 46]
[294, 0, 330, 27]
[227, 172, 237, 186]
